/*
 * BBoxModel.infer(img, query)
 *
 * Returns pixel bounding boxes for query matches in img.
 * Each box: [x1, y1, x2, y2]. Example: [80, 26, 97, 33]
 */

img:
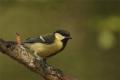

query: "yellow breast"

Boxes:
[30, 39, 63, 57]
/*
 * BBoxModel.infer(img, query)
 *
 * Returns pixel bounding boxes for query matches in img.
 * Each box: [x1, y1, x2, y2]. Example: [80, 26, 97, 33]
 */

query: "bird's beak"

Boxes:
[66, 36, 72, 39]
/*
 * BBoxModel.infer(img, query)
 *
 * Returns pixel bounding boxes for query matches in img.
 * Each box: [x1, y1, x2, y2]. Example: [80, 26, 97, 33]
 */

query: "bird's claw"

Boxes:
[34, 58, 64, 79]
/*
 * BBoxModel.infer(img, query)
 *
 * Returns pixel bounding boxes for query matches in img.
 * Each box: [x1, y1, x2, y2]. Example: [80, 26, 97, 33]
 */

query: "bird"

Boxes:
[22, 29, 72, 60]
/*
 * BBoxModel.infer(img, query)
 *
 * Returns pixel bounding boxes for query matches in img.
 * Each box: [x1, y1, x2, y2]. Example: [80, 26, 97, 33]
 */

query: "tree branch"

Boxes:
[0, 39, 78, 80]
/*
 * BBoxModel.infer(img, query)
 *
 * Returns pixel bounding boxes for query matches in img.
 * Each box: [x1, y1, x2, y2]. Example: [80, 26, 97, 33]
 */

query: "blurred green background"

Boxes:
[0, 0, 120, 80]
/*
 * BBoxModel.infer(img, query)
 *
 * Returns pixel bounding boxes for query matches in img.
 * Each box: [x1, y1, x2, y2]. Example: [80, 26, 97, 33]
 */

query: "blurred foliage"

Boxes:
[0, 0, 120, 80]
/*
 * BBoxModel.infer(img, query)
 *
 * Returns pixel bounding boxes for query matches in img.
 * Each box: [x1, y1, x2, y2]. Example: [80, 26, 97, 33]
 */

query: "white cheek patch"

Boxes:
[55, 33, 65, 40]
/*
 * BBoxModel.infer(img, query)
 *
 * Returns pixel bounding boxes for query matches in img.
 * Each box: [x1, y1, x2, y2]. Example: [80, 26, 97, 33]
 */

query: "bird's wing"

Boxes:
[23, 34, 55, 44]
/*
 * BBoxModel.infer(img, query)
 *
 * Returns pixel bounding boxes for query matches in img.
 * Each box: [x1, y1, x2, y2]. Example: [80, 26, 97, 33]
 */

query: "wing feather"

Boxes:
[24, 34, 55, 44]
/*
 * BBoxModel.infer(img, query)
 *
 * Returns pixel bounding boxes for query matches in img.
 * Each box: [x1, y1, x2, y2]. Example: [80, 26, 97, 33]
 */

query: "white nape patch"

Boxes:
[40, 36, 45, 42]
[55, 33, 65, 40]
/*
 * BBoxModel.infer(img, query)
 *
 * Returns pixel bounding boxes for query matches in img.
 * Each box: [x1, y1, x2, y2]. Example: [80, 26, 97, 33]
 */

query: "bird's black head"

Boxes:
[54, 29, 72, 41]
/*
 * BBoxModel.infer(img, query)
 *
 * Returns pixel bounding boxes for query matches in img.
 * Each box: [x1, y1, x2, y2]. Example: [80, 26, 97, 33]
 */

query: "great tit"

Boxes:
[23, 29, 72, 59]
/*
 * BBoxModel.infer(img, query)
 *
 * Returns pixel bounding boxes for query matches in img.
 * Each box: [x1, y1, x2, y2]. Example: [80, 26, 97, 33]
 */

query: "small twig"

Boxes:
[16, 32, 21, 44]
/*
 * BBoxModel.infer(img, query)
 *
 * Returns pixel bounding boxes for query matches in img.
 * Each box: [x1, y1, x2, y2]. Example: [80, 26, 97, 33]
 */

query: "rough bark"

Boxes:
[0, 39, 78, 80]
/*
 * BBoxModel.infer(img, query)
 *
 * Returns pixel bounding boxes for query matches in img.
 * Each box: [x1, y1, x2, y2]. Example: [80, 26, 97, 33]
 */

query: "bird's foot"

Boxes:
[34, 57, 64, 79]
[34, 56, 48, 70]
